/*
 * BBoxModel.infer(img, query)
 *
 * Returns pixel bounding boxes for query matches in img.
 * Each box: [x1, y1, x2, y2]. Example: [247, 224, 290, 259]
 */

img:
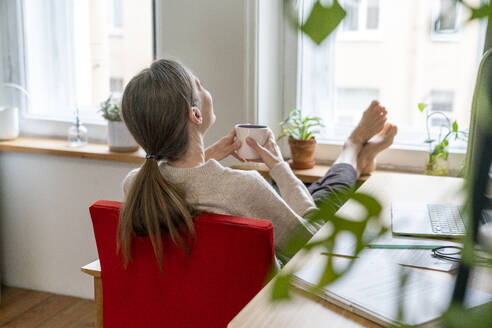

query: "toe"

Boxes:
[367, 100, 379, 112]
[390, 124, 398, 136]
[381, 123, 391, 133]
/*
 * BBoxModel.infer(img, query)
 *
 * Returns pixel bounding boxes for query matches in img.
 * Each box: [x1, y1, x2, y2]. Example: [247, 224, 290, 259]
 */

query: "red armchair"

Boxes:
[86, 200, 275, 328]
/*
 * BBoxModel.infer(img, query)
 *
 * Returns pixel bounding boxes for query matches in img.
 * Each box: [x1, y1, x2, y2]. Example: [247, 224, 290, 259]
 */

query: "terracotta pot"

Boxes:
[288, 137, 316, 169]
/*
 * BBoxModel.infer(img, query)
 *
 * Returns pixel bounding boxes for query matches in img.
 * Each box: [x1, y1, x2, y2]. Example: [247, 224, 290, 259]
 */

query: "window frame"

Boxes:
[281, 0, 488, 174]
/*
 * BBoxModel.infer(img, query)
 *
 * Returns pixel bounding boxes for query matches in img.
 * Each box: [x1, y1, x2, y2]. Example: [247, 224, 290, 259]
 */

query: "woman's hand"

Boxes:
[246, 130, 284, 169]
[205, 129, 246, 162]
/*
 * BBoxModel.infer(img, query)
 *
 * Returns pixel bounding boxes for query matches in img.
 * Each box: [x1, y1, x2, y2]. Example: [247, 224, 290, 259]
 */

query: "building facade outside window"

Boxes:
[335, 87, 380, 126]
[297, 0, 485, 156]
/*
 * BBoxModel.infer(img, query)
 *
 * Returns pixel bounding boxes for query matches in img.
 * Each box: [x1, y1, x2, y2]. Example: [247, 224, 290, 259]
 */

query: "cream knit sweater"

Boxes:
[123, 160, 318, 260]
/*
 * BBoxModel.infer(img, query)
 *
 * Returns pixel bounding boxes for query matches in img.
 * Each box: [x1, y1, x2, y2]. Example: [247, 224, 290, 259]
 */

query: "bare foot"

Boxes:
[357, 123, 398, 176]
[349, 100, 387, 145]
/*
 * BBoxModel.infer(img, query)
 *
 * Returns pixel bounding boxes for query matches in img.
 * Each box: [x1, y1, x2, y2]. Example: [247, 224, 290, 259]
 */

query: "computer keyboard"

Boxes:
[428, 204, 466, 234]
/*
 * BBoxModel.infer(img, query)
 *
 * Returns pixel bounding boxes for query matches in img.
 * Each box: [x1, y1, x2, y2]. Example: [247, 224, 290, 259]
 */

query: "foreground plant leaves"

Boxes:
[300, 0, 346, 45]
[271, 190, 386, 301]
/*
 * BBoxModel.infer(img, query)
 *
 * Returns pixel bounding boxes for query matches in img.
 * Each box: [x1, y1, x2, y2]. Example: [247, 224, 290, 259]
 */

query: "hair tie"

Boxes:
[145, 154, 160, 160]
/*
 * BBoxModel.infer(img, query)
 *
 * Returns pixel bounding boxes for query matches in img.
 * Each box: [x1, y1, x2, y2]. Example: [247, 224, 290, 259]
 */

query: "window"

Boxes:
[434, 0, 459, 33]
[112, 0, 123, 30]
[296, 0, 485, 154]
[431, 0, 463, 42]
[340, 0, 380, 38]
[343, 0, 360, 31]
[110, 77, 124, 97]
[429, 90, 454, 128]
[1, 0, 153, 133]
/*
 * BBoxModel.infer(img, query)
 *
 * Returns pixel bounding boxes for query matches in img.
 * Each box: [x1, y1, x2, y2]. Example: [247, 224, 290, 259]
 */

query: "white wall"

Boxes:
[0, 152, 139, 298]
[155, 0, 258, 147]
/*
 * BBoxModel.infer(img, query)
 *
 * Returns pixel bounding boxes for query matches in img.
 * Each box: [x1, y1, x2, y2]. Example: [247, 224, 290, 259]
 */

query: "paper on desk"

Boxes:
[368, 248, 457, 272]
[331, 232, 460, 272]
[369, 234, 462, 247]
[332, 232, 462, 255]
[293, 252, 491, 327]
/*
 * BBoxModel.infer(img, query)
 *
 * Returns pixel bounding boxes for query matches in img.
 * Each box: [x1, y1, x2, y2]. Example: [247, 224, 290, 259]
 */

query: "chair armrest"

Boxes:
[81, 259, 101, 278]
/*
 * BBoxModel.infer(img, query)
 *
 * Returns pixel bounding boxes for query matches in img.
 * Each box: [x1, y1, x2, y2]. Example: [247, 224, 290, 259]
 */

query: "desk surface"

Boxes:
[228, 172, 491, 328]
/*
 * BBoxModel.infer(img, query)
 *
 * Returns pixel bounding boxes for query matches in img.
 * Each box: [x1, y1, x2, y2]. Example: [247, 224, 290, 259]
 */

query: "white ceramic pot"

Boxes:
[107, 121, 139, 152]
[0, 107, 19, 140]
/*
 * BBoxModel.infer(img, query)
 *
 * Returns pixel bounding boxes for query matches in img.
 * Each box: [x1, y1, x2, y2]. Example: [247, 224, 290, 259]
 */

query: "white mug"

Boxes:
[235, 124, 269, 160]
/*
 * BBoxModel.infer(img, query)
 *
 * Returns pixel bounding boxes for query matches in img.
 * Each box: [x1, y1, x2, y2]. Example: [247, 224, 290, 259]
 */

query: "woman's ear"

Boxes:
[189, 107, 203, 125]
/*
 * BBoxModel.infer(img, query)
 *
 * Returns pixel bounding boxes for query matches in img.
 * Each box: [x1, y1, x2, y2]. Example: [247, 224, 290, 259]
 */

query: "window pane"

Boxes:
[22, 0, 152, 121]
[299, 0, 484, 150]
[430, 90, 454, 127]
[436, 0, 458, 32]
[113, 0, 123, 29]
[23, 0, 75, 119]
[366, 0, 379, 30]
[343, 0, 360, 31]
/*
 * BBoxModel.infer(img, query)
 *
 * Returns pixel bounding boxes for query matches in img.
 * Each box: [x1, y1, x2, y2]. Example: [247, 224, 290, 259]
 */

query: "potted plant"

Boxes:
[278, 108, 323, 169]
[99, 95, 139, 153]
[418, 103, 468, 176]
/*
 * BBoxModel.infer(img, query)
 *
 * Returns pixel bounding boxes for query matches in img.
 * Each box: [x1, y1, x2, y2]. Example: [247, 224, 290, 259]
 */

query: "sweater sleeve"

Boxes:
[122, 168, 140, 197]
[269, 162, 317, 216]
[233, 170, 317, 262]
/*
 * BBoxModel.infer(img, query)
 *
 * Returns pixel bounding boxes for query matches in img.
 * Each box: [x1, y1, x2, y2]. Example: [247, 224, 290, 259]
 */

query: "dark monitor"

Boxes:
[452, 46, 492, 303]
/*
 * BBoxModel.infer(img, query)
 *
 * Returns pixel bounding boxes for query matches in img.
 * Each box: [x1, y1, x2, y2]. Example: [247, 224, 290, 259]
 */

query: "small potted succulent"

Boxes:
[99, 95, 139, 152]
[418, 103, 468, 176]
[278, 108, 323, 169]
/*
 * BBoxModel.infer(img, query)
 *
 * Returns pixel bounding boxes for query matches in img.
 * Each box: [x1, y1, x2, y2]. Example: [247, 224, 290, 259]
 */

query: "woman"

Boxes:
[119, 59, 397, 268]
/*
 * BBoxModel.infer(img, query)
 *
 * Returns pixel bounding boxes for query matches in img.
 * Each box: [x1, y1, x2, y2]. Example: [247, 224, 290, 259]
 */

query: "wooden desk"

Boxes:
[228, 172, 491, 328]
[81, 260, 103, 328]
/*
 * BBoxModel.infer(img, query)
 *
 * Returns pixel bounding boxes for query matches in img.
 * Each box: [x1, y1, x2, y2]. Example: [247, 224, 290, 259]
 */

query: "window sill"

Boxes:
[0, 137, 428, 182]
[290, 141, 467, 176]
[230, 163, 422, 184]
[0, 136, 145, 164]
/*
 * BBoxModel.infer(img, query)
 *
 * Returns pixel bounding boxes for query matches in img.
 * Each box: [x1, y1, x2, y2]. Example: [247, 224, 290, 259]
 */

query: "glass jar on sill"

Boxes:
[425, 155, 449, 176]
[68, 115, 88, 147]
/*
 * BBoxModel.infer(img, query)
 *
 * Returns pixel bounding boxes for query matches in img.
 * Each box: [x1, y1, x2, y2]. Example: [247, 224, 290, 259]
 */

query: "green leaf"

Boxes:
[424, 138, 435, 144]
[300, 0, 346, 45]
[418, 103, 427, 112]
[442, 302, 492, 328]
[452, 121, 458, 132]
[351, 193, 382, 217]
[442, 139, 449, 147]
[271, 273, 294, 301]
[469, 4, 492, 20]
[280, 106, 323, 140]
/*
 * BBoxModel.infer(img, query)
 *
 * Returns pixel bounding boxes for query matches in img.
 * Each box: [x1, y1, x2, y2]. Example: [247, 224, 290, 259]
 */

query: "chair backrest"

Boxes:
[89, 200, 275, 328]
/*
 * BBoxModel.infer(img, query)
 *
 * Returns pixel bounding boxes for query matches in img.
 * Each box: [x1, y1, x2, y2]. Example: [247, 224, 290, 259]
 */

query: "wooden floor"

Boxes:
[0, 286, 95, 328]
